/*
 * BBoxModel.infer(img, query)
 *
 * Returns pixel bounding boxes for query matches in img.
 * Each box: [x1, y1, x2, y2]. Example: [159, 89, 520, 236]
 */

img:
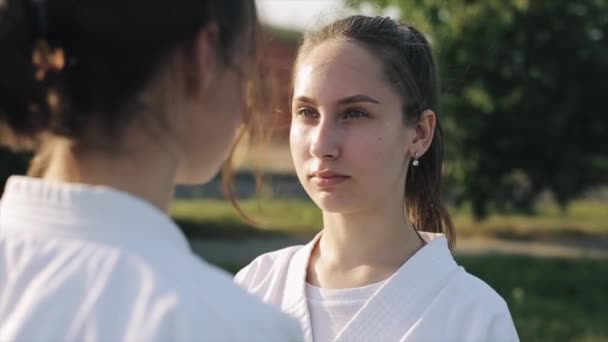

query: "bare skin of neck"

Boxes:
[37, 131, 178, 213]
[306, 198, 425, 289]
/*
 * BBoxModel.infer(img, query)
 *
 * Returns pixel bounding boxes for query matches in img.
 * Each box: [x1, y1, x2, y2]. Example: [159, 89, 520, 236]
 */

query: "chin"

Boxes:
[312, 192, 361, 214]
[175, 165, 219, 186]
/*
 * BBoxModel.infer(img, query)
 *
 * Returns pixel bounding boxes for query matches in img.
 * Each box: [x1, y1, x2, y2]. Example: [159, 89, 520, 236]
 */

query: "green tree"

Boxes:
[350, 0, 608, 218]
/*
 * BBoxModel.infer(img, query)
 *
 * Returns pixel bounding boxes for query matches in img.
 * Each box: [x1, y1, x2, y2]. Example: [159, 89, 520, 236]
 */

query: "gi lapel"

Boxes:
[282, 233, 322, 342]
[333, 236, 460, 342]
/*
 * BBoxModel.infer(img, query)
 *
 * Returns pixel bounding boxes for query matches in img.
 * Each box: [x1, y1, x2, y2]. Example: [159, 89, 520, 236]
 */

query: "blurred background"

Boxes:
[1, 0, 607, 340]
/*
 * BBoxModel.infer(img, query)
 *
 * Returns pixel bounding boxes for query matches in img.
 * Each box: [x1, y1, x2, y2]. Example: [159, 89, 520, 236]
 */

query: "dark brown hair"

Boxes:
[0, 0, 258, 147]
[0, 0, 269, 210]
[295, 15, 455, 248]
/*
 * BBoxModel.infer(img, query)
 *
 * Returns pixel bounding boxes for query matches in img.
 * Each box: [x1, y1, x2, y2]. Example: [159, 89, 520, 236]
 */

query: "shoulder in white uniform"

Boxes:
[236, 233, 519, 342]
[0, 176, 302, 342]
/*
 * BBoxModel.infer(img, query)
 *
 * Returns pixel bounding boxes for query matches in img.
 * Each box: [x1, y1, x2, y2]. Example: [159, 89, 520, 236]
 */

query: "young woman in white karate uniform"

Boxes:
[0, 0, 301, 341]
[236, 15, 519, 342]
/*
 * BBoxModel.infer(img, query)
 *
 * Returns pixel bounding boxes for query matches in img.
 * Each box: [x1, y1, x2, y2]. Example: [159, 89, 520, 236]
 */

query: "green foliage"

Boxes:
[170, 198, 608, 240]
[171, 198, 323, 238]
[454, 200, 608, 241]
[459, 255, 608, 341]
[264, 25, 302, 45]
[350, 0, 608, 218]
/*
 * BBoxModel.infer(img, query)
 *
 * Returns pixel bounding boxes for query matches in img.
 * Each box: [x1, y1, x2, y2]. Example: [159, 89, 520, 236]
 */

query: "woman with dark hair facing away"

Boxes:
[236, 15, 519, 342]
[0, 0, 302, 341]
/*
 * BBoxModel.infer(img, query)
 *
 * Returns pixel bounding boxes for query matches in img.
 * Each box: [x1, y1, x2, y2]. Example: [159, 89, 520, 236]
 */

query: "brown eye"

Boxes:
[343, 109, 368, 119]
[296, 107, 318, 118]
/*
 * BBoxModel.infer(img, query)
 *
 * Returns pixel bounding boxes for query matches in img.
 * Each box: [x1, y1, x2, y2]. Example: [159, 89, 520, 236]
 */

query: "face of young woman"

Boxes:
[290, 40, 416, 214]
[174, 29, 250, 185]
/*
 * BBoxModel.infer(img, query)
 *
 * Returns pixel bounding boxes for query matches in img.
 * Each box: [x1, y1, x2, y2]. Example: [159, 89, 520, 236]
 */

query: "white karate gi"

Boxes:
[236, 231, 519, 342]
[0, 176, 302, 341]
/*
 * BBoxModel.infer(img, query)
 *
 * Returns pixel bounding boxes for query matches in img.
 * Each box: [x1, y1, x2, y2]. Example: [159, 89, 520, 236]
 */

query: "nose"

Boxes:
[309, 118, 340, 160]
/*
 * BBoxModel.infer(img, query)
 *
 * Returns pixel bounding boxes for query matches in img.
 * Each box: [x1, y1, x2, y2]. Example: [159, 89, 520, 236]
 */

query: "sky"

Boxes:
[255, 0, 400, 31]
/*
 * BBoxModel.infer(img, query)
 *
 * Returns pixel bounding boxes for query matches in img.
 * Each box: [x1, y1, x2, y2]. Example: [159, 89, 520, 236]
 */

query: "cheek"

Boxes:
[289, 122, 309, 158]
[187, 80, 242, 157]
[344, 126, 386, 162]
[344, 125, 405, 174]
[222, 75, 245, 124]
[206, 72, 244, 127]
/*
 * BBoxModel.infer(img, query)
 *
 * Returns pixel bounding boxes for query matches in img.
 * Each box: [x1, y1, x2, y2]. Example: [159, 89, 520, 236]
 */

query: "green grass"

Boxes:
[216, 255, 608, 342]
[170, 198, 608, 241]
[458, 255, 608, 342]
[454, 200, 608, 240]
[171, 198, 322, 239]
[174, 198, 608, 340]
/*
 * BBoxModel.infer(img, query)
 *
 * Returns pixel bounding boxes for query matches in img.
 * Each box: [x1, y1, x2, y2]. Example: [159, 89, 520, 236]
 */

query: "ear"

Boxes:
[191, 23, 220, 93]
[409, 109, 436, 158]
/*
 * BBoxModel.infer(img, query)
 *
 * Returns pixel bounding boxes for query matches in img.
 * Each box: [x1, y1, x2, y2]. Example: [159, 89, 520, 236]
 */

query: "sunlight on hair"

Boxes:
[32, 42, 65, 81]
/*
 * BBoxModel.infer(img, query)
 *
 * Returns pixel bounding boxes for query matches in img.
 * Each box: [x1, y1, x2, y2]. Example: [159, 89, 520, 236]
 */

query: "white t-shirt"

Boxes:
[306, 279, 387, 342]
[0, 176, 302, 342]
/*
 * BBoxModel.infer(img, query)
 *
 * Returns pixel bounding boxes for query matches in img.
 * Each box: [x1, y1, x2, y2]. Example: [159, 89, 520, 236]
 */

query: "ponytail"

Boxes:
[0, 0, 57, 147]
[405, 119, 455, 249]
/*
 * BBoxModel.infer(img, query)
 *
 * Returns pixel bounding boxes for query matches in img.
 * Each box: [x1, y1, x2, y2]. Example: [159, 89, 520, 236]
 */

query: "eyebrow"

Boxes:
[293, 94, 380, 105]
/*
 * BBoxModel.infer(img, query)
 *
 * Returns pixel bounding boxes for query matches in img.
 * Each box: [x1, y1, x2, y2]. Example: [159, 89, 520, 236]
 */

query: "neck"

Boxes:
[307, 199, 424, 289]
[36, 135, 177, 212]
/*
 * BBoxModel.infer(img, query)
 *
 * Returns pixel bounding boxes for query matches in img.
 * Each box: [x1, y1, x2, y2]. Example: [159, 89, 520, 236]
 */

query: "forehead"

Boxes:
[293, 40, 390, 98]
